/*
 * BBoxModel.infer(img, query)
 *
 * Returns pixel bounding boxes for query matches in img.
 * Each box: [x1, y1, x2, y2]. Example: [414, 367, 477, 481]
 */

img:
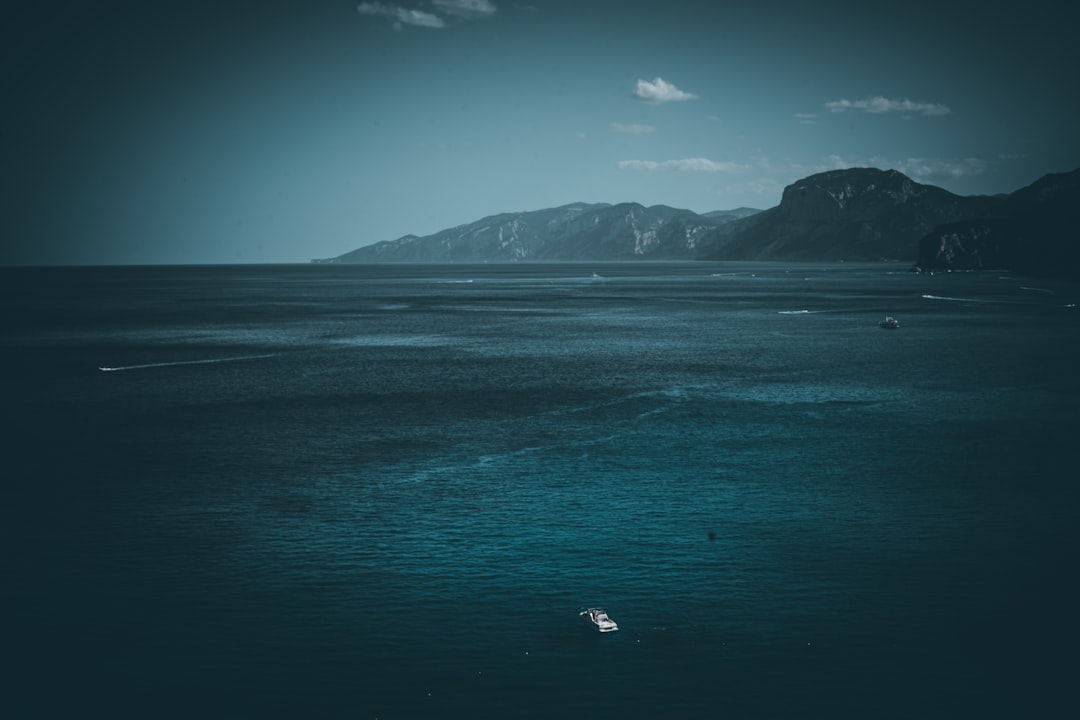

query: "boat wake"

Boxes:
[922, 294, 1076, 308]
[922, 294, 1005, 304]
[98, 354, 276, 372]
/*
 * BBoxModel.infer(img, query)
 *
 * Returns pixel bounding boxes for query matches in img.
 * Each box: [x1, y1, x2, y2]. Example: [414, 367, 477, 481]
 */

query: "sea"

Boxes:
[3, 261, 1078, 719]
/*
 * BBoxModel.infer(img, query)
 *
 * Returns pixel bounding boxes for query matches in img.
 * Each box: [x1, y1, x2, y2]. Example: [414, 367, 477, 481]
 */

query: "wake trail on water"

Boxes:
[98, 354, 276, 372]
[922, 294, 1009, 304]
[923, 294, 1077, 308]
[777, 308, 879, 314]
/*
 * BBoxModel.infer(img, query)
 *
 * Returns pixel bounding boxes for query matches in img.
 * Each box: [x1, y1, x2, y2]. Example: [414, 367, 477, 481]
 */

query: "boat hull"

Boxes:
[879, 317, 899, 329]
[580, 608, 619, 633]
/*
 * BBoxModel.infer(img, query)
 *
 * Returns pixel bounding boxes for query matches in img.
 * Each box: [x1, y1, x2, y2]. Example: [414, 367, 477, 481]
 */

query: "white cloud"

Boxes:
[431, 0, 497, 17]
[358, 1, 496, 29]
[794, 113, 817, 125]
[718, 177, 785, 199]
[753, 154, 986, 185]
[818, 154, 862, 171]
[633, 77, 698, 104]
[357, 3, 446, 28]
[825, 96, 950, 116]
[756, 154, 984, 181]
[610, 122, 655, 135]
[897, 157, 986, 180]
[618, 158, 748, 173]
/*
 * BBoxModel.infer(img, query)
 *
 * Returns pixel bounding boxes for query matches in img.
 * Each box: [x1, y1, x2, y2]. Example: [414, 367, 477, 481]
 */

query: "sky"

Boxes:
[2, 0, 1077, 265]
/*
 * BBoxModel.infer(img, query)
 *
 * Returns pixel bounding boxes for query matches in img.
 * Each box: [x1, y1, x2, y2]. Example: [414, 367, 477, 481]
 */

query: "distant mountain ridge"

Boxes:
[318, 167, 1080, 276]
[324, 202, 742, 263]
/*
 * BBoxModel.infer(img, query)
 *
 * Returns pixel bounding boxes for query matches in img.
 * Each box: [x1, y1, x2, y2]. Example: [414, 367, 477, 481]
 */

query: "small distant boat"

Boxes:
[879, 316, 899, 329]
[580, 608, 619, 633]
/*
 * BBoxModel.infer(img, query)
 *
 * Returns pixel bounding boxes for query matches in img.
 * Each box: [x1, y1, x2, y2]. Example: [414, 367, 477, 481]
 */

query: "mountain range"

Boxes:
[318, 168, 1080, 277]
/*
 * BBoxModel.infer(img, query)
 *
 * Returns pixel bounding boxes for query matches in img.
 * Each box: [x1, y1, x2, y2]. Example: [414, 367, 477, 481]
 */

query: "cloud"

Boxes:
[896, 157, 986, 180]
[618, 158, 748, 173]
[358, 1, 496, 29]
[634, 77, 698, 104]
[357, 3, 446, 28]
[431, 0, 497, 17]
[794, 113, 817, 125]
[757, 154, 984, 181]
[825, 96, 950, 116]
[610, 122, 655, 135]
[717, 176, 786, 199]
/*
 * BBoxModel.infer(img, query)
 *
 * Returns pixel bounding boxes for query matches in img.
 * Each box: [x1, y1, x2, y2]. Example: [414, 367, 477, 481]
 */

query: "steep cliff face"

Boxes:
[539, 203, 718, 259]
[915, 169, 1080, 276]
[917, 220, 1009, 270]
[698, 168, 993, 261]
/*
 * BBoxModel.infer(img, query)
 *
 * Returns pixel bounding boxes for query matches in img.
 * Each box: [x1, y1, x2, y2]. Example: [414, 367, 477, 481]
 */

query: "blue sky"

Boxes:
[3, 0, 1077, 264]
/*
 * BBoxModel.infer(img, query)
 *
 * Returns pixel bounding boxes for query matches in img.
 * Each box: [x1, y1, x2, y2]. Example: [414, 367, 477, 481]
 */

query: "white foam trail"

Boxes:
[1020, 286, 1054, 294]
[98, 354, 275, 372]
[922, 293, 1075, 308]
[921, 294, 997, 304]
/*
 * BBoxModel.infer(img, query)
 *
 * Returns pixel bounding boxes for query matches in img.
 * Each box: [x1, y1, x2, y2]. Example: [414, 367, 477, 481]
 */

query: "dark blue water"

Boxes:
[3, 262, 1078, 718]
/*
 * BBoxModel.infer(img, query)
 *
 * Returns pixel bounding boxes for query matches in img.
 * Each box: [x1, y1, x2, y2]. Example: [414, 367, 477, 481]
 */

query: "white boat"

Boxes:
[879, 316, 899, 329]
[580, 608, 619, 633]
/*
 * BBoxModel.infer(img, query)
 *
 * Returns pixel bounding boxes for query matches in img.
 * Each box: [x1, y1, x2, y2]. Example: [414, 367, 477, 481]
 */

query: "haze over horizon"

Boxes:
[3, 0, 1077, 265]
